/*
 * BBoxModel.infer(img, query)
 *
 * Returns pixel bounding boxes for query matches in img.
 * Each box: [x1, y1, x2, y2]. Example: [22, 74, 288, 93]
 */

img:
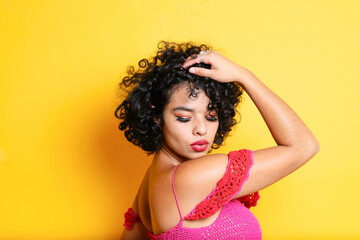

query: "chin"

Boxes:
[186, 150, 209, 160]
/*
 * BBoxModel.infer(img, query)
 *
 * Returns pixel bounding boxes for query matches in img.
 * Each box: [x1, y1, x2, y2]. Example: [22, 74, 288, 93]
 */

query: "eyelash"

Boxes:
[206, 117, 218, 122]
[175, 116, 218, 122]
[176, 116, 190, 122]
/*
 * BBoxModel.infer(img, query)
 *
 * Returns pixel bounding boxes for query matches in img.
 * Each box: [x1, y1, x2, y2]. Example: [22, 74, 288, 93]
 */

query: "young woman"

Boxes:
[116, 41, 319, 239]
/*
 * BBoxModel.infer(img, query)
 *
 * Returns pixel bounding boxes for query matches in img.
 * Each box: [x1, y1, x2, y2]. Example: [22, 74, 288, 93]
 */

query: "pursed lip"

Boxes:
[190, 140, 209, 146]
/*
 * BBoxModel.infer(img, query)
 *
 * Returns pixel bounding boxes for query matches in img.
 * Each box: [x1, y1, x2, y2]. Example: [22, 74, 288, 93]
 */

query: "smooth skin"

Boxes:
[121, 51, 320, 239]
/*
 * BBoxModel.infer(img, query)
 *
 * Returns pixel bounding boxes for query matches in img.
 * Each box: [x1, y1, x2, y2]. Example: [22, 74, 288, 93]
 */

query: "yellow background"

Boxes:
[1, 0, 359, 239]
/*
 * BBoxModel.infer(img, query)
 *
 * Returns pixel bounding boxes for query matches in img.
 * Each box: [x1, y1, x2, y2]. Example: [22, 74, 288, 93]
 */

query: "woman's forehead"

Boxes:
[166, 85, 211, 110]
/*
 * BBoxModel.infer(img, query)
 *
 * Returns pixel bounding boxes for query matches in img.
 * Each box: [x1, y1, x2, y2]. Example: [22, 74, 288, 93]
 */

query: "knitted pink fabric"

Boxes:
[124, 149, 261, 239]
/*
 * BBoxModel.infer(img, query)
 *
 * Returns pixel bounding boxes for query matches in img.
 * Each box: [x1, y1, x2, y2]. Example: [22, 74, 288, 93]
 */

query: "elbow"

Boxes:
[309, 133, 320, 154]
[313, 140, 320, 155]
[302, 137, 320, 160]
[289, 135, 320, 163]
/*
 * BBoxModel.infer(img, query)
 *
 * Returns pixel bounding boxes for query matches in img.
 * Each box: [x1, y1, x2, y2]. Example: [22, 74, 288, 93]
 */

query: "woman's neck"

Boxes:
[154, 143, 186, 166]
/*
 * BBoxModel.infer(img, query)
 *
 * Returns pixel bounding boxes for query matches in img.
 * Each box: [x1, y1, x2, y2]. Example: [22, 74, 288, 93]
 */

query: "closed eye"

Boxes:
[206, 109, 218, 121]
[176, 116, 190, 122]
[206, 117, 218, 122]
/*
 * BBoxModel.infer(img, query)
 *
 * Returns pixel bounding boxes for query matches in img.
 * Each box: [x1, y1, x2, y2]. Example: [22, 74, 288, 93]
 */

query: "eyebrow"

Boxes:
[172, 107, 194, 112]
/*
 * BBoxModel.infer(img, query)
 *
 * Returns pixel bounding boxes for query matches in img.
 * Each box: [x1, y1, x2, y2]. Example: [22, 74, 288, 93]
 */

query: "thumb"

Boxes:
[189, 67, 212, 77]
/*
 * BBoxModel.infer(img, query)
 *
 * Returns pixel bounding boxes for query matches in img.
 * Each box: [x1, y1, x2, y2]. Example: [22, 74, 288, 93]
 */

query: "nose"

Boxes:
[192, 118, 207, 136]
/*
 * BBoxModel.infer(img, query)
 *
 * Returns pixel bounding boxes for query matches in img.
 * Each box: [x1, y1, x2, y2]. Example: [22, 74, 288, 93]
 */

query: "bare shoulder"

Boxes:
[176, 153, 229, 186]
[174, 153, 229, 214]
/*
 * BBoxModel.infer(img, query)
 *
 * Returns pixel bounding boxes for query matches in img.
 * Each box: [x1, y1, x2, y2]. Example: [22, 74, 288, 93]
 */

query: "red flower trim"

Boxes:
[123, 208, 141, 230]
[238, 191, 260, 208]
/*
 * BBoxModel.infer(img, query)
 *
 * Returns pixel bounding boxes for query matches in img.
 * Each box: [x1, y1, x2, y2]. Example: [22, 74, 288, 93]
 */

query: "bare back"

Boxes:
[133, 152, 230, 235]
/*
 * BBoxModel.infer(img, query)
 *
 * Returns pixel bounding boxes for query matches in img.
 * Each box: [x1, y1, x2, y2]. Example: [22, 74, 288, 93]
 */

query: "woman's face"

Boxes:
[159, 84, 219, 161]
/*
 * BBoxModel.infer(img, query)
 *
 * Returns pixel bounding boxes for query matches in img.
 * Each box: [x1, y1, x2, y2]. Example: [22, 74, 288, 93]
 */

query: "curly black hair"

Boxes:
[115, 41, 243, 154]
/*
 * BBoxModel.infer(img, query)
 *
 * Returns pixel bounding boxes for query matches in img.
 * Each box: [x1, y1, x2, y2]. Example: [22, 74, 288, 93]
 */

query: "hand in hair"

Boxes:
[182, 51, 252, 85]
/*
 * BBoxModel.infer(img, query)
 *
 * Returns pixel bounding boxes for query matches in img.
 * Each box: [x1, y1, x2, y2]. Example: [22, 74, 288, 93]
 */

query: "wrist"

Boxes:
[234, 67, 256, 86]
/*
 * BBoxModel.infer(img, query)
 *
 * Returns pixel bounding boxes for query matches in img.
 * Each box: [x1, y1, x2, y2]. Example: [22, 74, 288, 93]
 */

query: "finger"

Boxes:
[184, 55, 196, 62]
[198, 52, 213, 65]
[189, 67, 212, 77]
[182, 58, 201, 68]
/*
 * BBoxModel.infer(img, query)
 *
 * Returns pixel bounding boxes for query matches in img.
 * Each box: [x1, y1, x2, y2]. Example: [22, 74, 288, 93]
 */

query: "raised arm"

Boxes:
[182, 51, 320, 196]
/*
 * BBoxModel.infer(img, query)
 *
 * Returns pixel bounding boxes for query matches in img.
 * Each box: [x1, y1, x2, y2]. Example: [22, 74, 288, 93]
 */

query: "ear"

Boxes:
[151, 105, 160, 124]
[153, 117, 160, 125]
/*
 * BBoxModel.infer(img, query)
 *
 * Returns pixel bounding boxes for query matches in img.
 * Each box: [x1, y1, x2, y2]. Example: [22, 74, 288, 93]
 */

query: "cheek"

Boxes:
[211, 122, 220, 135]
[163, 122, 188, 144]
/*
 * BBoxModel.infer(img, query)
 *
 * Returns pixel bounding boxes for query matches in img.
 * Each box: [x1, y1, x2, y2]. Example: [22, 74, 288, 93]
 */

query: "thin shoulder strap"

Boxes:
[172, 165, 183, 220]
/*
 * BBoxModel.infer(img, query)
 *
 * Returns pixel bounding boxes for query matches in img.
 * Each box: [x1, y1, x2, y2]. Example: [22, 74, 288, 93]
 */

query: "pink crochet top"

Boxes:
[123, 149, 261, 239]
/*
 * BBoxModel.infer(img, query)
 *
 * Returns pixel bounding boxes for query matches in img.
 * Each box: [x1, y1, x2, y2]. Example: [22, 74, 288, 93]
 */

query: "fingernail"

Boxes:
[189, 68, 195, 74]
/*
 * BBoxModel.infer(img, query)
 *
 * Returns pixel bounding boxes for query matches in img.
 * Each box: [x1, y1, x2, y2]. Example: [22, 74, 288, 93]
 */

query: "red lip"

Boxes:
[190, 140, 209, 152]
[191, 140, 209, 146]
